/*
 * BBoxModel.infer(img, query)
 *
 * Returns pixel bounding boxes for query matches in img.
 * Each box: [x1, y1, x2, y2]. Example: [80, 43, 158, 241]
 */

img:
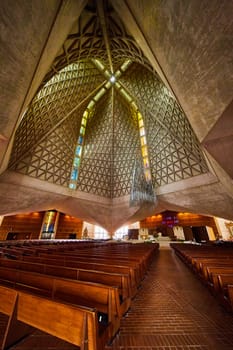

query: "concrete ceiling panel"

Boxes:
[118, 0, 233, 141]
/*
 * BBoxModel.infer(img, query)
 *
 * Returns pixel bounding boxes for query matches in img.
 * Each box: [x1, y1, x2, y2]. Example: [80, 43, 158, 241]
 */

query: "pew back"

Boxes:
[0, 266, 120, 339]
[0, 285, 98, 350]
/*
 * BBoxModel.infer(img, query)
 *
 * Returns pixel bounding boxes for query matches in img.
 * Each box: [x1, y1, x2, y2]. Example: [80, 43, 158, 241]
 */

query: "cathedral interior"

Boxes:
[0, 0, 232, 233]
[0, 2, 233, 349]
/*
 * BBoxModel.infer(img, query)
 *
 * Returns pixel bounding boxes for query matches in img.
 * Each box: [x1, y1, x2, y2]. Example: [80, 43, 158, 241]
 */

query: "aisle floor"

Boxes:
[106, 246, 233, 350]
[2, 246, 233, 349]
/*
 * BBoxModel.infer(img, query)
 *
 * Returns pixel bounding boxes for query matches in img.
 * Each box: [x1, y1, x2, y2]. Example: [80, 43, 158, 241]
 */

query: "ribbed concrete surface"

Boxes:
[1, 247, 233, 349]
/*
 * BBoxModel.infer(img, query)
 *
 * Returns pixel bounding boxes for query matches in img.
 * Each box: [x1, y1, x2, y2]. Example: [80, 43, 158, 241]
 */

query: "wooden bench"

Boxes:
[205, 273, 233, 312]
[38, 252, 142, 283]
[208, 273, 233, 300]
[4, 241, 158, 302]
[0, 258, 131, 316]
[203, 266, 233, 287]
[0, 285, 101, 350]
[217, 274, 233, 294]
[171, 243, 233, 313]
[225, 285, 233, 312]
[22, 255, 138, 297]
[0, 266, 120, 341]
[56, 250, 149, 277]
[171, 243, 233, 266]
[191, 257, 233, 275]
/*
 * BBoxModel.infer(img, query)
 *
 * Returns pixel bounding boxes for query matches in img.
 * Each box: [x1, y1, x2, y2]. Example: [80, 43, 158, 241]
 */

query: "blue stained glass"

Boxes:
[71, 168, 78, 180]
[74, 157, 80, 167]
[69, 183, 76, 189]
[78, 136, 83, 144]
[75, 146, 82, 157]
[80, 126, 85, 135]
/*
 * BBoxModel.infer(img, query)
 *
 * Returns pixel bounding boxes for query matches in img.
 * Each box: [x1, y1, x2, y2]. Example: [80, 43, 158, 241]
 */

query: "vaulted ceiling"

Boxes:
[0, 0, 232, 233]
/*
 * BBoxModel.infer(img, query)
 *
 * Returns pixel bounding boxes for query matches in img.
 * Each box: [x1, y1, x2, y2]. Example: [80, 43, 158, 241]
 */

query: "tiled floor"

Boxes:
[1, 246, 233, 349]
[106, 247, 233, 350]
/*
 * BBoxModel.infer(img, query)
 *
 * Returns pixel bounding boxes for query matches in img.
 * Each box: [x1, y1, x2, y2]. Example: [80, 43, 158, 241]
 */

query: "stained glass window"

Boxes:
[75, 145, 82, 157]
[137, 111, 151, 181]
[142, 146, 148, 157]
[69, 183, 76, 189]
[69, 110, 89, 189]
[139, 127, 145, 137]
[80, 126, 85, 135]
[73, 157, 80, 167]
[71, 168, 78, 180]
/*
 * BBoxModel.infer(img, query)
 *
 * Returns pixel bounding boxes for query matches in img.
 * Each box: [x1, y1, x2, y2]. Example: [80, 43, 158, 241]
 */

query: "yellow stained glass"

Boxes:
[144, 169, 151, 181]
[140, 127, 145, 136]
[82, 118, 87, 127]
[88, 100, 95, 109]
[142, 146, 148, 157]
[94, 87, 106, 101]
[80, 126, 85, 135]
[131, 102, 137, 110]
[120, 89, 131, 103]
[69, 108, 88, 188]
[83, 111, 88, 118]
[139, 119, 143, 128]
[143, 157, 149, 168]
[138, 113, 142, 120]
[140, 136, 146, 146]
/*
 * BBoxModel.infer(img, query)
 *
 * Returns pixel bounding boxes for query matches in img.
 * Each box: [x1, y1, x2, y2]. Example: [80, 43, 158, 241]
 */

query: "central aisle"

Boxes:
[106, 246, 233, 350]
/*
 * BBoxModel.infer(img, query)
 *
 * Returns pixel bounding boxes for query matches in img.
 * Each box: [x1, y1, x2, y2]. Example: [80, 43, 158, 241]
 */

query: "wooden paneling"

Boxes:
[55, 213, 83, 239]
[140, 211, 219, 238]
[0, 212, 83, 241]
[0, 212, 44, 240]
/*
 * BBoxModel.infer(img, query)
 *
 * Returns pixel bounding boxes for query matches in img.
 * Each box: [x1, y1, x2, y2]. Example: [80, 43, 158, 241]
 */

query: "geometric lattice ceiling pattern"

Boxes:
[8, 0, 209, 198]
[8, 61, 104, 186]
[76, 89, 141, 197]
[40, 0, 156, 88]
[120, 64, 209, 186]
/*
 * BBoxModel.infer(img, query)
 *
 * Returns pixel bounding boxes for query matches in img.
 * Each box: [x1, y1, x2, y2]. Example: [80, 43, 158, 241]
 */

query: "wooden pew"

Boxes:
[210, 273, 233, 309]
[0, 285, 101, 350]
[0, 241, 126, 258]
[37, 252, 142, 283]
[225, 285, 233, 312]
[34, 242, 157, 275]
[171, 243, 233, 313]
[171, 243, 233, 267]
[3, 241, 158, 302]
[0, 258, 131, 316]
[22, 255, 138, 297]
[191, 257, 233, 275]
[203, 266, 233, 288]
[217, 274, 233, 295]
[0, 267, 120, 341]
[37, 253, 142, 286]
[203, 274, 233, 312]
[1, 242, 158, 278]
[56, 249, 149, 276]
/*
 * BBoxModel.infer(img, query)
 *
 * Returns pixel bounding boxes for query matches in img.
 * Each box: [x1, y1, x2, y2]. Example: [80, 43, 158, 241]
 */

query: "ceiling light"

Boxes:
[109, 75, 116, 83]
